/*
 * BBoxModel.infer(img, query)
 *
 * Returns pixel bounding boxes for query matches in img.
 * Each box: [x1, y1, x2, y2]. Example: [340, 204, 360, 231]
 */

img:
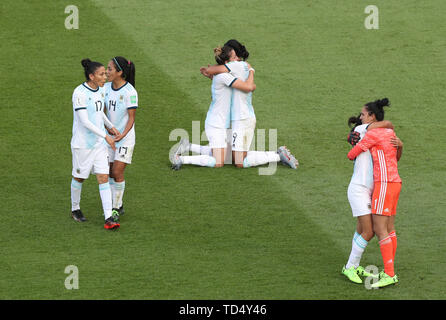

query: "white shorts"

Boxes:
[108, 145, 134, 164]
[231, 118, 256, 152]
[347, 183, 373, 217]
[72, 144, 109, 179]
[205, 124, 228, 149]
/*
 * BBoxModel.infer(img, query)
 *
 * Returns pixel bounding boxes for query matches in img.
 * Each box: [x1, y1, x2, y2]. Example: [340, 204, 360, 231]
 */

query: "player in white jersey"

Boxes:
[342, 113, 396, 283]
[104, 56, 138, 220]
[195, 40, 298, 169]
[70, 59, 120, 230]
[170, 45, 256, 170]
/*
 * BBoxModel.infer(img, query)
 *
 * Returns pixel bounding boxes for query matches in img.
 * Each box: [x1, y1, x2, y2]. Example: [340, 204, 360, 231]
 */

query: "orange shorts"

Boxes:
[372, 182, 402, 216]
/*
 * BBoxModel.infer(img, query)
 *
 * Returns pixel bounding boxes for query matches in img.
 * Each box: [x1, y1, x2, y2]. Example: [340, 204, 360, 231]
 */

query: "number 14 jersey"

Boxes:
[104, 81, 138, 148]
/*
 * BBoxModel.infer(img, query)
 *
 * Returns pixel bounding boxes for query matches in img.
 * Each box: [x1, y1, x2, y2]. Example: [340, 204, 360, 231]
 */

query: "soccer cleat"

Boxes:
[104, 217, 120, 230]
[71, 209, 87, 222]
[356, 266, 379, 278]
[342, 265, 363, 284]
[371, 272, 398, 288]
[111, 209, 120, 222]
[169, 138, 190, 164]
[171, 154, 183, 170]
[117, 205, 125, 216]
[277, 146, 298, 169]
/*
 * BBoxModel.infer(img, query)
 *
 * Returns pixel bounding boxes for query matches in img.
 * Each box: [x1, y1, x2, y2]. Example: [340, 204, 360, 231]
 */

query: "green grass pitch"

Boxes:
[1, 0, 445, 299]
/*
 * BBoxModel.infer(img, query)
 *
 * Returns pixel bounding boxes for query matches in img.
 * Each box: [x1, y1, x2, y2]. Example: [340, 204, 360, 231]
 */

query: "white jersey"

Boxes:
[349, 124, 374, 189]
[104, 82, 138, 147]
[225, 61, 255, 121]
[71, 83, 106, 149]
[205, 73, 237, 129]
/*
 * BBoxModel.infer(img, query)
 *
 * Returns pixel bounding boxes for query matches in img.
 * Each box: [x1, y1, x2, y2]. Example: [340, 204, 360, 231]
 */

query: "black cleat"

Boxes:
[72, 209, 87, 222]
[104, 217, 120, 230]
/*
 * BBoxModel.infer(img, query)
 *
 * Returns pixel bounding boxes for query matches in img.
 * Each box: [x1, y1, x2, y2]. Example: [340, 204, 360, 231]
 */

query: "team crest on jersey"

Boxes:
[120, 95, 124, 101]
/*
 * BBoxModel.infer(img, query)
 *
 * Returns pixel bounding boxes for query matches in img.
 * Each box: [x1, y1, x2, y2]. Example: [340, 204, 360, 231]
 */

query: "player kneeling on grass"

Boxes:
[70, 59, 120, 230]
[171, 40, 298, 170]
[170, 45, 256, 170]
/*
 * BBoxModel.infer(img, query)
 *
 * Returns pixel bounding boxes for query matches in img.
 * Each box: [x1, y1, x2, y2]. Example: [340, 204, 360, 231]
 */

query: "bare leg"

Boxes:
[213, 148, 226, 167]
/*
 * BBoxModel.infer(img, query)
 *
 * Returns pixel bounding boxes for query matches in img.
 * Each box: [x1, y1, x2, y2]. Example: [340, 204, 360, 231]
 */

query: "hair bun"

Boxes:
[213, 47, 222, 56]
[81, 58, 92, 69]
[377, 98, 390, 108]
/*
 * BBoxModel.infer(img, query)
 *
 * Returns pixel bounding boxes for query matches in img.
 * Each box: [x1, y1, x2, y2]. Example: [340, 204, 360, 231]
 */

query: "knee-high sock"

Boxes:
[243, 151, 280, 168]
[346, 231, 368, 269]
[379, 235, 395, 277]
[113, 181, 125, 209]
[389, 230, 397, 260]
[109, 177, 116, 206]
[71, 178, 83, 211]
[189, 144, 213, 156]
[180, 155, 216, 167]
[99, 182, 112, 220]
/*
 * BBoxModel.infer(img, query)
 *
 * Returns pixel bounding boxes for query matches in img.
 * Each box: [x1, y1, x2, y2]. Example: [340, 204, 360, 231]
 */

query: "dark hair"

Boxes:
[214, 46, 233, 65]
[81, 58, 103, 82]
[348, 114, 362, 130]
[224, 39, 249, 60]
[364, 98, 390, 121]
[112, 56, 136, 87]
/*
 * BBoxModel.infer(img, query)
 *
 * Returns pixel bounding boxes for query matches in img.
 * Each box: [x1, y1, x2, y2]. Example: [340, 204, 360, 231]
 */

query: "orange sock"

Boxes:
[389, 230, 397, 260]
[379, 235, 395, 277]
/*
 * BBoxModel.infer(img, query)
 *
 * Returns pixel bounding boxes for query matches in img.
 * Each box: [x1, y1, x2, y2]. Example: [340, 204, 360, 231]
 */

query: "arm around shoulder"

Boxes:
[368, 120, 393, 130]
[231, 70, 256, 93]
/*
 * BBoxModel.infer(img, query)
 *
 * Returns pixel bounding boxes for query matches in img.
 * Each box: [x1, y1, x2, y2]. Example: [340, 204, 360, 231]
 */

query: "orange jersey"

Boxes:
[351, 128, 401, 183]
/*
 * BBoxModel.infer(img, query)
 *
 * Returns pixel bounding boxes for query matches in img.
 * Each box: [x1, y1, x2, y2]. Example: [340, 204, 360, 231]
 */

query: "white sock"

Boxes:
[190, 143, 213, 156]
[346, 231, 368, 269]
[71, 178, 83, 211]
[180, 155, 216, 167]
[99, 182, 113, 220]
[243, 151, 280, 168]
[113, 181, 125, 209]
[109, 177, 116, 206]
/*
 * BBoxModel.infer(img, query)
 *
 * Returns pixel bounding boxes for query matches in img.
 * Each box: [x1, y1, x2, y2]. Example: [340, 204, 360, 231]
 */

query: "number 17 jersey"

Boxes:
[71, 83, 106, 149]
[104, 81, 138, 147]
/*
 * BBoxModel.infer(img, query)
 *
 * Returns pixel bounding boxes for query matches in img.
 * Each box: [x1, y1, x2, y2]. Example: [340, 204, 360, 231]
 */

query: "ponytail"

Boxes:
[348, 114, 362, 130]
[112, 56, 136, 87]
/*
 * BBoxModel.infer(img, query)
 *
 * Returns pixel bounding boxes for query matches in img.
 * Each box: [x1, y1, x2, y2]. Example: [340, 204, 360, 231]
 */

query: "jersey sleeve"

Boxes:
[77, 109, 106, 138]
[125, 89, 138, 109]
[219, 72, 237, 87]
[356, 130, 378, 152]
[73, 90, 87, 111]
[347, 144, 364, 160]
